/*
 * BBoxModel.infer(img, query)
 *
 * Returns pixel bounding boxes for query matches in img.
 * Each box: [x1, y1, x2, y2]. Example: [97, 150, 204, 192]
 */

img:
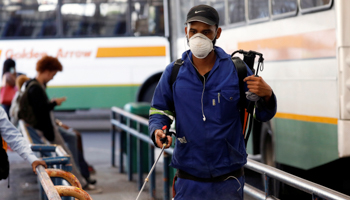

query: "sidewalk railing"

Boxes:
[19, 120, 92, 200]
[111, 105, 350, 200]
[36, 165, 61, 200]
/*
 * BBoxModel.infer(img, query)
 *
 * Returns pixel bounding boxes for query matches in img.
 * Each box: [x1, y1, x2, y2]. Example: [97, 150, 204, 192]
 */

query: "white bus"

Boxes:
[2, 0, 349, 195]
[0, 0, 170, 110]
[160, 0, 349, 195]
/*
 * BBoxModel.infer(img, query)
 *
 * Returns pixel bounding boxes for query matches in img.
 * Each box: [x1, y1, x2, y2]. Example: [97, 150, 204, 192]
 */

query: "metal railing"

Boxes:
[19, 120, 92, 200]
[245, 159, 350, 200]
[111, 105, 350, 200]
[36, 165, 62, 200]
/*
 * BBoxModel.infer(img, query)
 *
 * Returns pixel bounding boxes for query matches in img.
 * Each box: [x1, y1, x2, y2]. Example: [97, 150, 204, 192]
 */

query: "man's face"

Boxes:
[185, 21, 218, 41]
[43, 70, 57, 85]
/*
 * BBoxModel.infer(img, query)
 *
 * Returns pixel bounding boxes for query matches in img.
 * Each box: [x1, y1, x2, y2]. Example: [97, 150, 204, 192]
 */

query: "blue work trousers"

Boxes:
[174, 176, 245, 200]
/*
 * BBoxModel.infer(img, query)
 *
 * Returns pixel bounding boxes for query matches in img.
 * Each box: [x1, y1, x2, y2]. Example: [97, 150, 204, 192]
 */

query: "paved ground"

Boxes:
[0, 131, 169, 200]
[0, 131, 257, 200]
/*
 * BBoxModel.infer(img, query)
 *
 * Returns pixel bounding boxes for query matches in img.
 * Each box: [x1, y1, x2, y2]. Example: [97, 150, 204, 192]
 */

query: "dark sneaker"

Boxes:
[83, 184, 103, 194]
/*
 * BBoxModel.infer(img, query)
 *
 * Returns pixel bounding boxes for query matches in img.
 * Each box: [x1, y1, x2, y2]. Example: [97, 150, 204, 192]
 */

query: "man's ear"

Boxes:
[216, 27, 222, 39]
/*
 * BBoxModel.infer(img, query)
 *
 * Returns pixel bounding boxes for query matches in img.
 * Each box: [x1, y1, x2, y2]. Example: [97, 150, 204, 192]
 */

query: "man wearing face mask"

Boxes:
[149, 5, 277, 200]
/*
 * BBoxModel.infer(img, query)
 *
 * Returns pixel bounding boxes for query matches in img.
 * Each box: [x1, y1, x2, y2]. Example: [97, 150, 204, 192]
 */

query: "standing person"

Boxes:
[149, 5, 277, 200]
[1, 58, 17, 119]
[0, 106, 47, 179]
[9, 74, 30, 126]
[18, 55, 101, 193]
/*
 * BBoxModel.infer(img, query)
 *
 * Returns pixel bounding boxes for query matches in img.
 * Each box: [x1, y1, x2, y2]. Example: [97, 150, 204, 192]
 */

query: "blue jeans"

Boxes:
[1, 104, 10, 120]
[58, 126, 79, 171]
[58, 126, 90, 180]
[174, 175, 245, 200]
[26, 124, 87, 186]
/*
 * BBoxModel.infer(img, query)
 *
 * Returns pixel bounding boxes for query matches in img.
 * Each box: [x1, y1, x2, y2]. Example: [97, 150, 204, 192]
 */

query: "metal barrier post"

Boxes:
[111, 110, 117, 167]
[163, 152, 170, 200]
[264, 174, 271, 198]
[119, 115, 125, 173]
[126, 118, 133, 181]
[149, 144, 156, 198]
[40, 185, 47, 200]
[137, 122, 143, 190]
[312, 193, 326, 200]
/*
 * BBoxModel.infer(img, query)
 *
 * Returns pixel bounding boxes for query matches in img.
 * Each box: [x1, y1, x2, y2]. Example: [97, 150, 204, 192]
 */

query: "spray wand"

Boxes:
[136, 125, 173, 200]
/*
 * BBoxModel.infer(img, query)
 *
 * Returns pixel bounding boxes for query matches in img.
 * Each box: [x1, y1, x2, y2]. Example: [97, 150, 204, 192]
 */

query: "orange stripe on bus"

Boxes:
[238, 29, 336, 61]
[0, 50, 2, 57]
[275, 112, 337, 125]
[96, 46, 166, 58]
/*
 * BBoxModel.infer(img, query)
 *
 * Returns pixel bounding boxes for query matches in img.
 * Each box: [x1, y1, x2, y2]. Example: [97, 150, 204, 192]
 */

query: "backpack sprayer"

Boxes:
[231, 50, 265, 146]
[231, 49, 264, 76]
[136, 125, 175, 200]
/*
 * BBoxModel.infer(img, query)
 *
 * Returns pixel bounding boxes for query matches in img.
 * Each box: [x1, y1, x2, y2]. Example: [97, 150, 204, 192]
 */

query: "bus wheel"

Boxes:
[136, 72, 162, 103]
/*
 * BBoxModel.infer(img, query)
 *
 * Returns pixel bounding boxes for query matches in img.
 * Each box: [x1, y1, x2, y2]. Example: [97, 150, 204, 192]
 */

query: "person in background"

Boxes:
[149, 5, 277, 200]
[55, 119, 96, 184]
[1, 59, 17, 118]
[0, 106, 47, 175]
[9, 74, 30, 126]
[19, 55, 101, 193]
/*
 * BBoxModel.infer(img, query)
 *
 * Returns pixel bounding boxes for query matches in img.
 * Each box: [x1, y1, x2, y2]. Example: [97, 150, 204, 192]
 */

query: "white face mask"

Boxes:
[188, 33, 214, 59]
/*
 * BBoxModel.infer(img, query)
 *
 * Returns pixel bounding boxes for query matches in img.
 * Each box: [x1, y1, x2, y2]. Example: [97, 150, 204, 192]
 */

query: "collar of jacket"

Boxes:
[181, 46, 231, 79]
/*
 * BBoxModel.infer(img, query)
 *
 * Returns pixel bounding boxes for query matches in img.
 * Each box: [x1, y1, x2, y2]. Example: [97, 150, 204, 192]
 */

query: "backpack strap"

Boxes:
[170, 59, 184, 89]
[231, 57, 247, 130]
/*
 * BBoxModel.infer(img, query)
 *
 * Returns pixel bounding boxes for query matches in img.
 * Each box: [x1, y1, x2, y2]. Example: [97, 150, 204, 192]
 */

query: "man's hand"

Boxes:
[55, 119, 69, 129]
[155, 129, 172, 149]
[32, 160, 47, 174]
[52, 97, 67, 105]
[244, 75, 272, 102]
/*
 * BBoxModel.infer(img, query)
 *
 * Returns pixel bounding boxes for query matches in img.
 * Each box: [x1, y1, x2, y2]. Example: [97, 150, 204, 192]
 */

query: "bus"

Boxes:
[2, 0, 349, 195]
[0, 0, 170, 110]
[144, 0, 348, 195]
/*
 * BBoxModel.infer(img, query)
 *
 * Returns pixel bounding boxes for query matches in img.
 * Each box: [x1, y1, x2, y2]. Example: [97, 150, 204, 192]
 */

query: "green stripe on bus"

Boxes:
[273, 118, 338, 170]
[46, 85, 139, 109]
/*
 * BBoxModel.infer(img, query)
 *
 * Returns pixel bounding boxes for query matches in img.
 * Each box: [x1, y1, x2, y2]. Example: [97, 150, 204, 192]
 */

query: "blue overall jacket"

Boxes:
[149, 47, 277, 179]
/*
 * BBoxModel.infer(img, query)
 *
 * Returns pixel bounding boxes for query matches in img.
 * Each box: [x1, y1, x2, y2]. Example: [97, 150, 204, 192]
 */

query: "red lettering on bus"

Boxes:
[5, 49, 47, 59]
[57, 48, 92, 58]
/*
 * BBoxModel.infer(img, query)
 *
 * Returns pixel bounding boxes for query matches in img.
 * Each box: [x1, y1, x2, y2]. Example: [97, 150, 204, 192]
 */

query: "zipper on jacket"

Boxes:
[201, 76, 206, 121]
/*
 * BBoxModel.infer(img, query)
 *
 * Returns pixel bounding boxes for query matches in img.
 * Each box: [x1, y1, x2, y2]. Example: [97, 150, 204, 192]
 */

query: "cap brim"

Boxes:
[185, 16, 216, 25]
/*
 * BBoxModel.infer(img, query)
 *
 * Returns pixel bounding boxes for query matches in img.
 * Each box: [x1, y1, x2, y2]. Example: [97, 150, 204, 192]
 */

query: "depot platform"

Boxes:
[0, 131, 162, 200]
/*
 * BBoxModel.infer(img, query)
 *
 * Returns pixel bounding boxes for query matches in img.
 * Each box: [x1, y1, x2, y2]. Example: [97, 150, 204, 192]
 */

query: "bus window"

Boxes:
[300, 0, 332, 14]
[178, 0, 193, 36]
[227, 0, 245, 25]
[193, 0, 208, 6]
[62, 0, 128, 37]
[271, 0, 297, 19]
[131, 0, 164, 36]
[210, 1, 225, 26]
[61, 3, 96, 37]
[248, 0, 269, 22]
[99, 2, 128, 36]
[0, 3, 57, 38]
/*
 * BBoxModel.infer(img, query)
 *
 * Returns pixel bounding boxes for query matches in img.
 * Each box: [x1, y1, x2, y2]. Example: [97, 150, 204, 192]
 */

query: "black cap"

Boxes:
[185, 5, 219, 26]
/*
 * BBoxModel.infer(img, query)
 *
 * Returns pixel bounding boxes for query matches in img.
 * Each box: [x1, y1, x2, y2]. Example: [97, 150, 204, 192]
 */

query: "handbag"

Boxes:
[0, 85, 17, 105]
